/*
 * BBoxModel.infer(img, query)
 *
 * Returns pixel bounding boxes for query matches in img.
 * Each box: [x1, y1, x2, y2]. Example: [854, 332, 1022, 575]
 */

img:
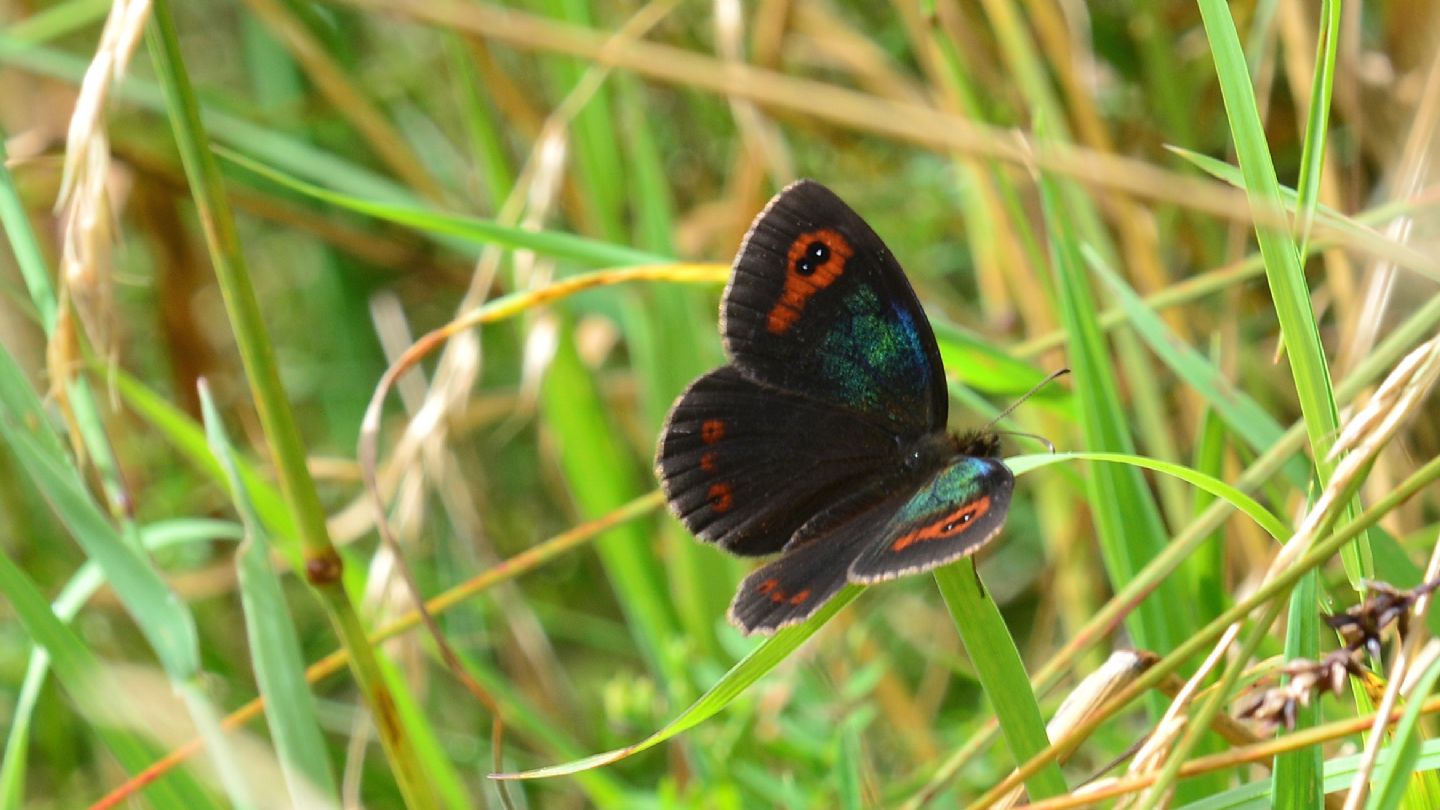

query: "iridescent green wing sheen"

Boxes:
[847, 456, 1014, 583]
[722, 180, 947, 435]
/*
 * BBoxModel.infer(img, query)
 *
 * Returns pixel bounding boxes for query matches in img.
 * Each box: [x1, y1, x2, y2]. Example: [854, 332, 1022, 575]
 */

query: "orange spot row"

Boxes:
[765, 229, 854, 334]
[890, 496, 991, 552]
[756, 578, 810, 605]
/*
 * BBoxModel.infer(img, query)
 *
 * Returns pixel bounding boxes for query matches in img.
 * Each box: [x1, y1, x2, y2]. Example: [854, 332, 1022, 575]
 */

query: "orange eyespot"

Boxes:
[766, 229, 854, 334]
[890, 496, 992, 552]
[701, 419, 726, 444]
[708, 482, 734, 513]
[700, 451, 718, 472]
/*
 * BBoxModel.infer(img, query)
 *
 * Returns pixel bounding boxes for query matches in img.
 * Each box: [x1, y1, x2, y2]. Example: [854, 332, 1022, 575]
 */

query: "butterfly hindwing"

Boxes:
[722, 180, 948, 434]
[657, 365, 901, 556]
[848, 456, 1014, 583]
[728, 493, 910, 634]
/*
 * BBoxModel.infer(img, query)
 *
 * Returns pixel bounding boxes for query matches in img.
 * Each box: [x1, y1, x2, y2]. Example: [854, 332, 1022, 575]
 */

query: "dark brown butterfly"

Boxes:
[657, 181, 1013, 634]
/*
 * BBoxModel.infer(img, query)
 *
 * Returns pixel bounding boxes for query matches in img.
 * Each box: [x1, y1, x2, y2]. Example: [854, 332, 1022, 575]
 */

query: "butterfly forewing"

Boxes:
[722, 180, 948, 435]
[848, 457, 1014, 583]
[657, 366, 900, 556]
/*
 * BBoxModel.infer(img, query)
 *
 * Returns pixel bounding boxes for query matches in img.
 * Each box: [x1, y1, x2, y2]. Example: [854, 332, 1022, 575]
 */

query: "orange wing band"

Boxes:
[765, 229, 854, 334]
[890, 496, 991, 552]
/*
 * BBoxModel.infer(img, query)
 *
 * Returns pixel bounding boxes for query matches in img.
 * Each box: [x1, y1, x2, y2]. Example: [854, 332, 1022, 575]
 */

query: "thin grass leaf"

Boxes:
[1175, 739, 1440, 810]
[0, 549, 211, 810]
[491, 586, 861, 780]
[1084, 246, 1309, 487]
[146, 3, 438, 803]
[0, 123, 58, 335]
[1194, 3, 1359, 803]
[0, 520, 238, 810]
[201, 386, 339, 806]
[1291, 0, 1341, 255]
[1274, 570, 1323, 809]
[221, 149, 668, 268]
[0, 360, 199, 679]
[110, 366, 298, 559]
[1037, 155, 1192, 666]
[1009, 452, 1287, 541]
[934, 559, 1066, 799]
[1368, 652, 1440, 810]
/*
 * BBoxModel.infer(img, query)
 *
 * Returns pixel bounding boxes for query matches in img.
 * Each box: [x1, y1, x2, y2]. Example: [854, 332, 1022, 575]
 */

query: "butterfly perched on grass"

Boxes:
[657, 181, 1016, 634]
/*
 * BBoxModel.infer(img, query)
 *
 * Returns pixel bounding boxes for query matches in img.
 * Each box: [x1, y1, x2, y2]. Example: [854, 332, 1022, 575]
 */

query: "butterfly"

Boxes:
[656, 180, 1015, 635]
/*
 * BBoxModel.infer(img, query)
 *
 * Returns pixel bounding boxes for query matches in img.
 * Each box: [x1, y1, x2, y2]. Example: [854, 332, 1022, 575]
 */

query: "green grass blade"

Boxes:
[221, 149, 669, 267]
[1194, 3, 1358, 802]
[1037, 161, 1191, 663]
[0, 549, 210, 809]
[492, 587, 861, 780]
[0, 424, 200, 677]
[0, 123, 57, 334]
[1196, 0, 1355, 495]
[1084, 246, 1309, 486]
[201, 386, 339, 805]
[146, 2, 437, 802]
[934, 559, 1066, 799]
[1368, 651, 1440, 810]
[0, 351, 200, 678]
[539, 335, 681, 679]
[1292, 0, 1341, 255]
[1274, 569, 1323, 809]
[111, 366, 298, 559]
[0, 521, 237, 810]
[1009, 452, 1287, 541]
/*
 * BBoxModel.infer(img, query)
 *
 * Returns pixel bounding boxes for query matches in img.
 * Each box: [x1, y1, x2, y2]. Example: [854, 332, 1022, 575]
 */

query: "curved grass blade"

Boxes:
[496, 449, 1280, 782]
[221, 148, 669, 268]
[1008, 452, 1287, 541]
[490, 586, 861, 780]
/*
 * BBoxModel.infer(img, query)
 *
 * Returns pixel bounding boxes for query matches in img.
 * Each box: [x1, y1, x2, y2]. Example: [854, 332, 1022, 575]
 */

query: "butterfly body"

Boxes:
[657, 181, 1014, 634]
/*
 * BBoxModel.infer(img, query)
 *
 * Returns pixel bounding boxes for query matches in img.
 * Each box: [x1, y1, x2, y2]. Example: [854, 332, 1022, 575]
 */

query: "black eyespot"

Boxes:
[794, 241, 829, 276]
[961, 513, 972, 523]
[943, 522, 957, 533]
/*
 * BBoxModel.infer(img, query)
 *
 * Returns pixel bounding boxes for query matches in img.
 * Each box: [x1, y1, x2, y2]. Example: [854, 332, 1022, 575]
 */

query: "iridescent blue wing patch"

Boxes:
[721, 180, 947, 436]
[848, 457, 1014, 583]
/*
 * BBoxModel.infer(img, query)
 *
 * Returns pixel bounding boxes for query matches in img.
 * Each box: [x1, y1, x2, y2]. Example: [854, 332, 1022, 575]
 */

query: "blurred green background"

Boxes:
[3, 0, 1440, 807]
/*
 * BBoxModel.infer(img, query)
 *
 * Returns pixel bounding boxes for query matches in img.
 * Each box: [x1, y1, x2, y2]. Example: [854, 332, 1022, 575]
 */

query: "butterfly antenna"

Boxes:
[984, 367, 1071, 430]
